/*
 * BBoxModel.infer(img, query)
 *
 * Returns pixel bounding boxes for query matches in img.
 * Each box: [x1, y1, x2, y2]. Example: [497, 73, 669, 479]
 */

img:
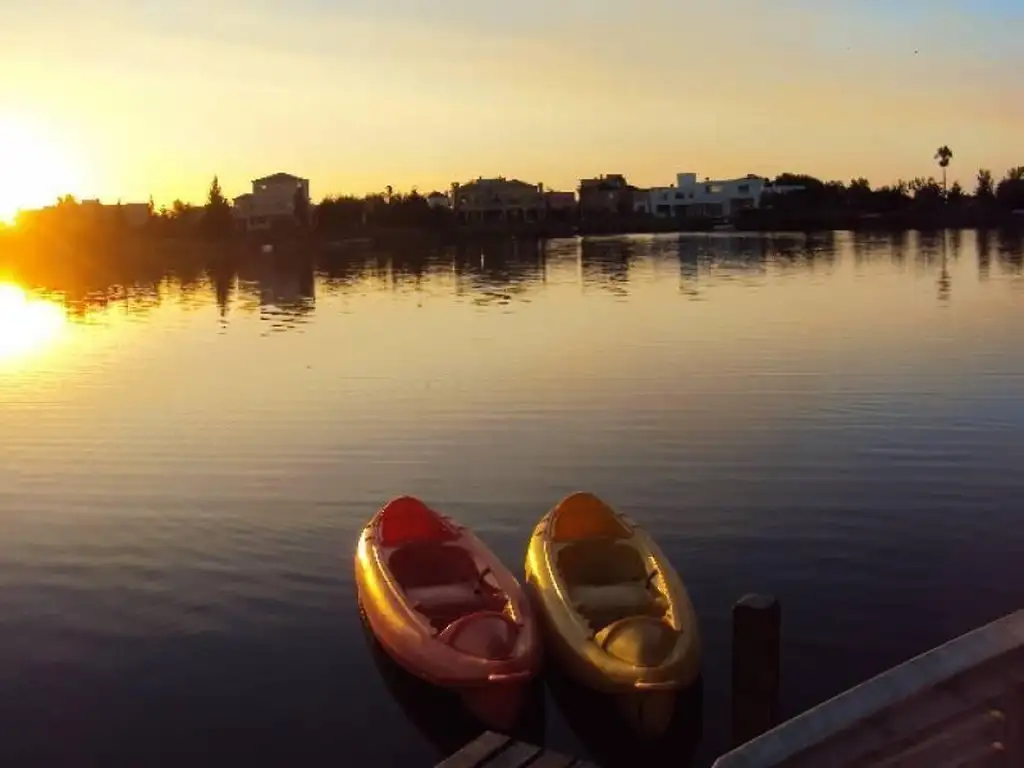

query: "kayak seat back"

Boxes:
[377, 496, 458, 548]
[557, 539, 647, 586]
[388, 541, 479, 588]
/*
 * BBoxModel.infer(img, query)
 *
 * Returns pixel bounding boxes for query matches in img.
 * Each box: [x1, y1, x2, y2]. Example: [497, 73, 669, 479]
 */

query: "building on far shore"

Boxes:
[450, 177, 576, 224]
[425, 191, 451, 209]
[578, 174, 635, 218]
[633, 173, 803, 219]
[232, 172, 310, 232]
[544, 191, 577, 218]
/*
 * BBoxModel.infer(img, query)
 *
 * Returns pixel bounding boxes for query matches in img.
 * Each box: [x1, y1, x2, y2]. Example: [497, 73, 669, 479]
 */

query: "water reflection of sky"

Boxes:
[4, 231, 1021, 501]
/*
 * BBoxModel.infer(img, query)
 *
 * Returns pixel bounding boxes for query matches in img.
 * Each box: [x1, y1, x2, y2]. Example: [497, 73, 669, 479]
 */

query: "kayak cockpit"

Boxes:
[374, 496, 511, 635]
[388, 541, 509, 633]
[558, 538, 670, 637]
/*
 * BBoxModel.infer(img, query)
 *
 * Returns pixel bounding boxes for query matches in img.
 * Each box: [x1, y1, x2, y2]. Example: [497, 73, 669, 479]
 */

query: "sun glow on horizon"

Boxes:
[0, 116, 83, 224]
[0, 283, 68, 367]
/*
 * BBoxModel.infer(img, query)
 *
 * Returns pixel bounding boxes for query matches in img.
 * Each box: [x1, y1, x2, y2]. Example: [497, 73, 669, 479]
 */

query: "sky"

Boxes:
[0, 0, 1021, 208]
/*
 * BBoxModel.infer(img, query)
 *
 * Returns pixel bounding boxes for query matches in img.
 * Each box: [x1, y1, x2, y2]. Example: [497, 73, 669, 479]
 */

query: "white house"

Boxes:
[425, 191, 451, 209]
[232, 172, 311, 232]
[634, 173, 800, 220]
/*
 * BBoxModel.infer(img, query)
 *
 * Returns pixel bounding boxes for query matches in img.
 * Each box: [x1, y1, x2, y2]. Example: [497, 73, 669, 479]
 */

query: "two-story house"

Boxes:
[450, 177, 547, 223]
[578, 174, 635, 218]
[450, 177, 577, 224]
[232, 172, 310, 232]
[634, 173, 775, 219]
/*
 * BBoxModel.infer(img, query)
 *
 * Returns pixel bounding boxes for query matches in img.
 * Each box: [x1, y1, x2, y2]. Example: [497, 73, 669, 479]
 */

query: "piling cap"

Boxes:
[736, 594, 778, 611]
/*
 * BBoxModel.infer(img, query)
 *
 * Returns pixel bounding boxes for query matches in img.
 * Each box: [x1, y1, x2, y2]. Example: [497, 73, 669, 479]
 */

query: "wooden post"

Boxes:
[731, 593, 781, 749]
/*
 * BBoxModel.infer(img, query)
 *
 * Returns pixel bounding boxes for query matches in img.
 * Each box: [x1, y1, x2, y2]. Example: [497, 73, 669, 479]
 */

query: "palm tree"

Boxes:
[934, 146, 953, 197]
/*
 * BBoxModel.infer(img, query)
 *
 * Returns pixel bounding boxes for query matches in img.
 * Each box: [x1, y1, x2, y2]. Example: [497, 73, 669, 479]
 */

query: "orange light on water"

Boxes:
[0, 283, 67, 366]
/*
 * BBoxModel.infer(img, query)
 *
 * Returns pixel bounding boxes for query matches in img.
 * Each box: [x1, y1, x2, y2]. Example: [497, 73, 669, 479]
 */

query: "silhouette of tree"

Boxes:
[934, 146, 953, 195]
[909, 177, 944, 207]
[203, 175, 233, 238]
[847, 178, 873, 209]
[975, 169, 995, 201]
[315, 195, 366, 235]
[947, 181, 964, 205]
[996, 167, 1024, 211]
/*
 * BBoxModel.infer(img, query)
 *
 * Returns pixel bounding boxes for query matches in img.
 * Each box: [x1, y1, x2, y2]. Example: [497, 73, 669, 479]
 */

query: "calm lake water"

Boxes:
[1, 231, 1023, 767]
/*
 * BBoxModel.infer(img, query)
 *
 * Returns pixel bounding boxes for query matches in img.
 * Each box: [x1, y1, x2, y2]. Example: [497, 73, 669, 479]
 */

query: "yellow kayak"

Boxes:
[525, 492, 701, 735]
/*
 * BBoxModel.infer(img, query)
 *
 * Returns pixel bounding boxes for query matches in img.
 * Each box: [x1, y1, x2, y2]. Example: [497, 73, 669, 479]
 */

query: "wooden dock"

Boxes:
[436, 731, 600, 768]
[433, 609, 1024, 768]
[713, 609, 1024, 767]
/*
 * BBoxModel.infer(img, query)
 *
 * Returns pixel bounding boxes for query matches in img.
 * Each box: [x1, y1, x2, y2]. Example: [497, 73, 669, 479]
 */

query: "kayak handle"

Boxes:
[645, 569, 660, 589]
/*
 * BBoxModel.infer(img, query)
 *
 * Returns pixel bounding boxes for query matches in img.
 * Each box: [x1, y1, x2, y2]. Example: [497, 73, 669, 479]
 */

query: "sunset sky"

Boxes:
[1, 0, 1020, 210]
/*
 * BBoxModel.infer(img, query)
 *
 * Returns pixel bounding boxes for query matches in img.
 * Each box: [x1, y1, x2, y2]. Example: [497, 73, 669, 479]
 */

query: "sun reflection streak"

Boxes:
[0, 283, 67, 368]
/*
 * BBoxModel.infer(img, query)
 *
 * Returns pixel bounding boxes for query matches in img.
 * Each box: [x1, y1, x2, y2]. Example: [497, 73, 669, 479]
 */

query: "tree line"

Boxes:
[4, 147, 1024, 246]
[747, 148, 1023, 229]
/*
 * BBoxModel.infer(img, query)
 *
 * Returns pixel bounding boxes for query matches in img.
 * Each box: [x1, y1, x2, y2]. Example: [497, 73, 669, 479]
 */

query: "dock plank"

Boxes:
[480, 740, 541, 768]
[436, 731, 510, 768]
[434, 732, 600, 768]
[524, 751, 576, 768]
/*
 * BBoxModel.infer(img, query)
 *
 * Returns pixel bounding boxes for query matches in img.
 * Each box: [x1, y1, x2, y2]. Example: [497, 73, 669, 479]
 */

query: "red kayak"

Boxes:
[355, 496, 541, 729]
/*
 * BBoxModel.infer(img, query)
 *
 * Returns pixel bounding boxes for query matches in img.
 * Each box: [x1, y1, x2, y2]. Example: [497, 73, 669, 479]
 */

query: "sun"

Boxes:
[0, 116, 81, 224]
[0, 283, 67, 366]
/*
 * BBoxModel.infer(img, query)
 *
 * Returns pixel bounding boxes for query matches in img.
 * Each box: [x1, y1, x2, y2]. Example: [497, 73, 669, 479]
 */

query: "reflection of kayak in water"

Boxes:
[358, 608, 485, 759]
[525, 492, 701, 737]
[355, 496, 542, 730]
[359, 611, 546, 757]
[544, 657, 704, 767]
